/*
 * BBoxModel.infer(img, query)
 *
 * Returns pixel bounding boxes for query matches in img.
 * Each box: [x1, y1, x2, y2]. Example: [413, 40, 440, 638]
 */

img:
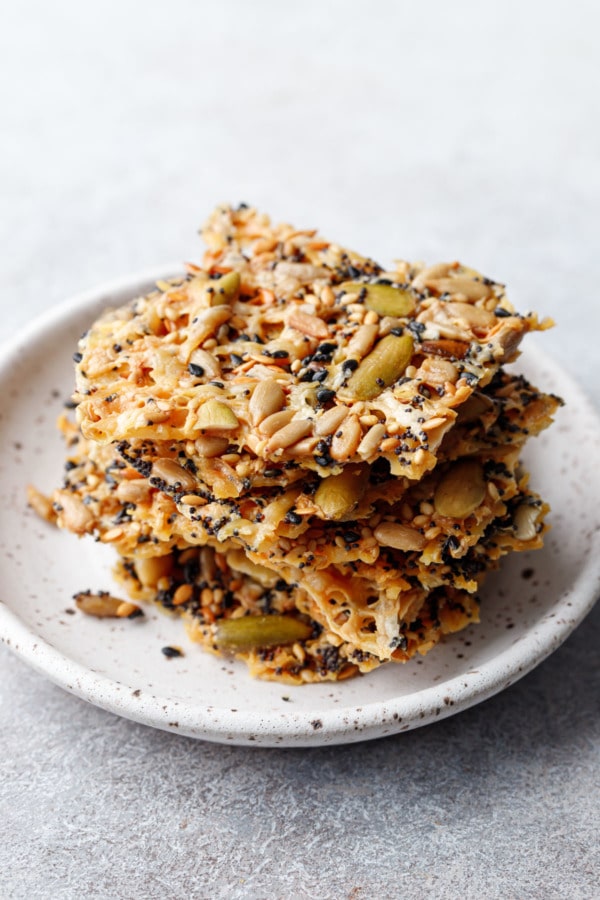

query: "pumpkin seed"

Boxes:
[196, 399, 239, 432]
[214, 614, 312, 650]
[343, 333, 414, 401]
[434, 460, 486, 518]
[314, 465, 366, 519]
[211, 271, 240, 305]
[340, 282, 415, 317]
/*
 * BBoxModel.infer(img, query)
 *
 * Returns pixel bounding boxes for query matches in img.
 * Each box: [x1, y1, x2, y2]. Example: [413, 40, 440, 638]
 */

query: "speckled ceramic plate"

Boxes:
[1, 270, 599, 747]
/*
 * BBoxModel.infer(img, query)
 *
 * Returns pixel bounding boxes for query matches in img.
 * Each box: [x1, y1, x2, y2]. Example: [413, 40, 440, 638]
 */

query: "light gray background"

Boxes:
[1, 1, 599, 898]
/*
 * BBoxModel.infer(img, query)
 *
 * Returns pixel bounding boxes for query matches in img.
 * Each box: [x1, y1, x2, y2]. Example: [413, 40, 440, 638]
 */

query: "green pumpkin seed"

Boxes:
[214, 614, 313, 650]
[434, 460, 486, 518]
[340, 282, 415, 317]
[212, 271, 241, 305]
[314, 465, 366, 519]
[344, 333, 414, 401]
[196, 399, 239, 431]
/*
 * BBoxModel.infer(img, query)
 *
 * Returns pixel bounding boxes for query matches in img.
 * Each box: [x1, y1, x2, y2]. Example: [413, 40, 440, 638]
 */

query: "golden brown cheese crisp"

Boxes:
[38, 204, 561, 682]
[74, 205, 550, 483]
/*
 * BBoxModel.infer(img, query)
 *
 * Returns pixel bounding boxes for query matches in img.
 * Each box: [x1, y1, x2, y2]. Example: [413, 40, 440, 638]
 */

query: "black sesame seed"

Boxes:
[342, 359, 359, 373]
[161, 646, 182, 659]
[188, 363, 205, 377]
[230, 353, 244, 366]
[72, 352, 83, 363]
[313, 342, 336, 362]
[407, 321, 426, 339]
[271, 350, 289, 359]
[316, 388, 336, 404]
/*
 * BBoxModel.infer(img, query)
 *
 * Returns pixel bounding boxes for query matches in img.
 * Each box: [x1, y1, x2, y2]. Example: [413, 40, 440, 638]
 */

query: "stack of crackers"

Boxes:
[41, 205, 561, 682]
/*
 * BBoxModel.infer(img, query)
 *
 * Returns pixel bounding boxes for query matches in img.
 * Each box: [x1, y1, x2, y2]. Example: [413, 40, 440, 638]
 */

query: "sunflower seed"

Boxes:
[249, 379, 285, 425]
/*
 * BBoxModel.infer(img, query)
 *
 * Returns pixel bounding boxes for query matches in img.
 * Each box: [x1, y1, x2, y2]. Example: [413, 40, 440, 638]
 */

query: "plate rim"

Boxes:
[1, 266, 599, 747]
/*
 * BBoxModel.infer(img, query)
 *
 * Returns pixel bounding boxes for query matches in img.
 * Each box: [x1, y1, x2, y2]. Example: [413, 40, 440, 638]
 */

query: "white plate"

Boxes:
[1, 269, 599, 747]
